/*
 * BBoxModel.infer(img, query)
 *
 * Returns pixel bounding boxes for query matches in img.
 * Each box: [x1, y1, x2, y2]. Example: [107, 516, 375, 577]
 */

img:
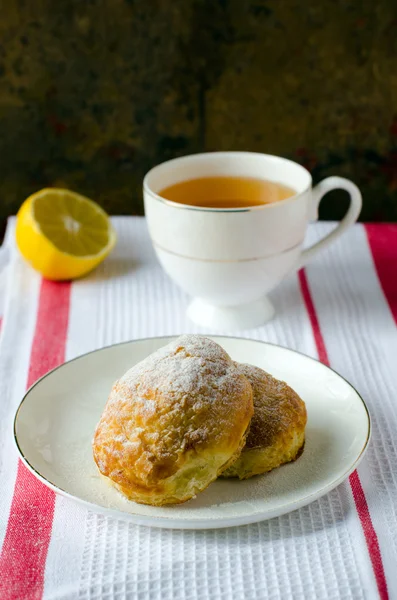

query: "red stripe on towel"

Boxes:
[0, 279, 71, 600]
[298, 268, 389, 600]
[365, 224, 397, 325]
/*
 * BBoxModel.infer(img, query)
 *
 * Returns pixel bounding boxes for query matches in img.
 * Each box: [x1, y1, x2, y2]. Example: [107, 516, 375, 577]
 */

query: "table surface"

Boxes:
[0, 218, 396, 600]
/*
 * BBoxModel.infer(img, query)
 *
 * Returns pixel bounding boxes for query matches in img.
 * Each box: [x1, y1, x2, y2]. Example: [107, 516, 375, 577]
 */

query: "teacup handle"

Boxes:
[299, 176, 362, 268]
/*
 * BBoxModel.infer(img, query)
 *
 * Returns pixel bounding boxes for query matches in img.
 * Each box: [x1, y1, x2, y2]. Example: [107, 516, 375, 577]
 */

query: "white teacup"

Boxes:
[143, 152, 362, 329]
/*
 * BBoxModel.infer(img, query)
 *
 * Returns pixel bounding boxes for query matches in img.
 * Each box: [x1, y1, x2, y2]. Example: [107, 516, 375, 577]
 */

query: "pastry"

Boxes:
[222, 363, 307, 480]
[93, 335, 253, 505]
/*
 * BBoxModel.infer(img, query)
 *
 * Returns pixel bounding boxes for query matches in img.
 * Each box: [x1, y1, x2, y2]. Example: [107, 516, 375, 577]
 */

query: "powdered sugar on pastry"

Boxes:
[92, 335, 253, 505]
[222, 362, 307, 480]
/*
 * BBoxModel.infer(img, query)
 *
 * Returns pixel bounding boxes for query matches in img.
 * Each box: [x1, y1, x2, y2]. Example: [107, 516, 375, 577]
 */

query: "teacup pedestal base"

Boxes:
[186, 297, 275, 330]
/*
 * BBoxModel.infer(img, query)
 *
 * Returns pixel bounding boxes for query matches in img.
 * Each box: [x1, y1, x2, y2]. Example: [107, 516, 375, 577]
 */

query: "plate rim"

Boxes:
[13, 335, 371, 529]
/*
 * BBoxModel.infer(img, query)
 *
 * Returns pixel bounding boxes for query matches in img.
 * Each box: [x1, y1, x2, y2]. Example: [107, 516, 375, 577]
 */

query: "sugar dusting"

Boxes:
[60, 337, 334, 520]
[235, 362, 307, 449]
[120, 334, 238, 400]
[100, 335, 252, 445]
[92, 335, 253, 500]
[60, 426, 325, 520]
[31, 335, 351, 523]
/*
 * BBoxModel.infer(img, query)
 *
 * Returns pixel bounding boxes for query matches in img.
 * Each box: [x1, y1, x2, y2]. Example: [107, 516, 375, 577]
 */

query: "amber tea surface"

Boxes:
[158, 176, 296, 209]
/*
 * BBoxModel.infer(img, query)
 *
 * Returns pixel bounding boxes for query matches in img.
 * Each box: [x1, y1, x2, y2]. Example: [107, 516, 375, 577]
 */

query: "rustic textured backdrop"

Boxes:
[0, 0, 396, 227]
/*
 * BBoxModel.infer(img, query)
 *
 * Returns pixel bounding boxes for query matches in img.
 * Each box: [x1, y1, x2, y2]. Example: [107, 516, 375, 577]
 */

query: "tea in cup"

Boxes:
[144, 152, 362, 329]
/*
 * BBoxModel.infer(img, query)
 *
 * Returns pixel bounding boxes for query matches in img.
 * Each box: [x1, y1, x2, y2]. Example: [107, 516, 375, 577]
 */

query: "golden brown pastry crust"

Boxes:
[222, 363, 307, 480]
[93, 335, 253, 505]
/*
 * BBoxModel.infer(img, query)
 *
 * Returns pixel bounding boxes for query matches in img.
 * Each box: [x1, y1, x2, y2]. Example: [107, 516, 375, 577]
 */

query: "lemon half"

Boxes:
[16, 188, 116, 280]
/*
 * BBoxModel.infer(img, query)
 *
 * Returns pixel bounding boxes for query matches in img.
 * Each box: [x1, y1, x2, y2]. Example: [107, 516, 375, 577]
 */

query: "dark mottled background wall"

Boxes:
[1, 0, 397, 228]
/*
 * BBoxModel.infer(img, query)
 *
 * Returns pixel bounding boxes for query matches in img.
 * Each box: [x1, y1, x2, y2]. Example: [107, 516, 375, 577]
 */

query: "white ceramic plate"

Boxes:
[14, 336, 370, 530]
